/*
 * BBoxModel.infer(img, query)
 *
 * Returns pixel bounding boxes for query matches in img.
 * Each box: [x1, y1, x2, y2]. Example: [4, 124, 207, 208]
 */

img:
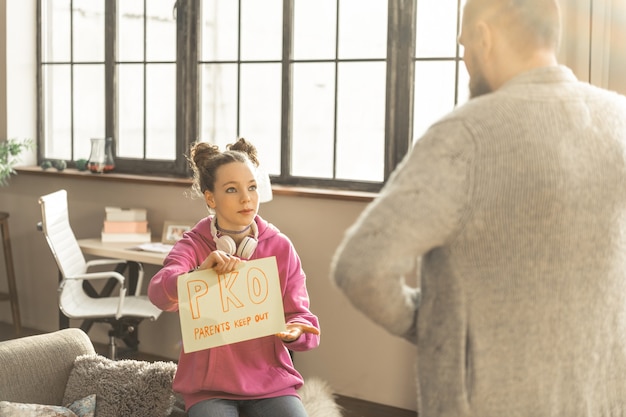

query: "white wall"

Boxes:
[5, 0, 36, 152]
[0, 0, 36, 162]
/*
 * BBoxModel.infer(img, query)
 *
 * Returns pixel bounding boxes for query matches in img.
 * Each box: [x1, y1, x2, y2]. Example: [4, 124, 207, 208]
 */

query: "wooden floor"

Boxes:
[0, 322, 417, 417]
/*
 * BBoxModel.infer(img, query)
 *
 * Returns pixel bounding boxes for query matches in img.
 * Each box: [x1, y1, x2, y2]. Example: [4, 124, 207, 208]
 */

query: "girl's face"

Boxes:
[204, 161, 259, 230]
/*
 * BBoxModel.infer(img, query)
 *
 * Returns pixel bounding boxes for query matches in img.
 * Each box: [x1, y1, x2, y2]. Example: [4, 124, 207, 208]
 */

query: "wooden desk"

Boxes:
[77, 238, 168, 266]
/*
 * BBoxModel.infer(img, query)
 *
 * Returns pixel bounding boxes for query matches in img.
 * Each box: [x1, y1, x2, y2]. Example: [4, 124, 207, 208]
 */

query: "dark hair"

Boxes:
[188, 138, 260, 197]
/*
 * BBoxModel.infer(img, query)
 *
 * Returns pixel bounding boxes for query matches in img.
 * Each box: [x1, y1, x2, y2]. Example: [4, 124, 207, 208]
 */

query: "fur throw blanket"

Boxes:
[299, 377, 343, 417]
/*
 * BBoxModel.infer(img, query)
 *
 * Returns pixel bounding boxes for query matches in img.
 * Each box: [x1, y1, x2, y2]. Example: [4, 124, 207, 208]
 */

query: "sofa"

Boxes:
[0, 328, 181, 417]
[0, 328, 342, 417]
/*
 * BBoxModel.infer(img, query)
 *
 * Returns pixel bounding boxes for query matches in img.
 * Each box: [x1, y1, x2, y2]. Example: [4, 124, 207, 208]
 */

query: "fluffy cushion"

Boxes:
[0, 394, 96, 417]
[63, 354, 177, 417]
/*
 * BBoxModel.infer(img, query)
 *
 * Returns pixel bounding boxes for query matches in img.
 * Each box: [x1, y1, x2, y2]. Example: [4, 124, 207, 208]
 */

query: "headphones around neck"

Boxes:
[210, 216, 258, 259]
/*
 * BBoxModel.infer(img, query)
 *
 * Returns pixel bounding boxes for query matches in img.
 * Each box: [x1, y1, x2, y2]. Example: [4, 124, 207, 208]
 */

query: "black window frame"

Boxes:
[37, 0, 467, 193]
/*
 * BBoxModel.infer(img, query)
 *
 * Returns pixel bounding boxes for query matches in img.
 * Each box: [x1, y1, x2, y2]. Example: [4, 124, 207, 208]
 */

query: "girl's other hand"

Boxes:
[276, 323, 320, 343]
[198, 250, 244, 275]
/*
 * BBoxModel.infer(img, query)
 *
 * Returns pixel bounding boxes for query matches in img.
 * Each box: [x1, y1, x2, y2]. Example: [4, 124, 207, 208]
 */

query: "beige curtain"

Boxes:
[558, 0, 626, 94]
[558, 0, 592, 82]
[607, 0, 626, 94]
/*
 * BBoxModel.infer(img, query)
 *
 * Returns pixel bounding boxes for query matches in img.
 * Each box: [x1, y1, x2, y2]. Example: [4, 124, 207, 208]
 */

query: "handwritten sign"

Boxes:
[177, 256, 286, 352]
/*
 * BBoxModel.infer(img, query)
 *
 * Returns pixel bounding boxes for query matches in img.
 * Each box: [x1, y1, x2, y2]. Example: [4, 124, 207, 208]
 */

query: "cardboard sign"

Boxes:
[177, 256, 286, 352]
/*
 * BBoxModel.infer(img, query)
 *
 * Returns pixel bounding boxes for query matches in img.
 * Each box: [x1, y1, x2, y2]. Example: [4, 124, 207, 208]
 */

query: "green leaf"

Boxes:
[0, 138, 34, 186]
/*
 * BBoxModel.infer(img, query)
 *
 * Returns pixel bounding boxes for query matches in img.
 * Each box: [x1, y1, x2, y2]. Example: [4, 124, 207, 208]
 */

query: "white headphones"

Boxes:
[210, 216, 258, 259]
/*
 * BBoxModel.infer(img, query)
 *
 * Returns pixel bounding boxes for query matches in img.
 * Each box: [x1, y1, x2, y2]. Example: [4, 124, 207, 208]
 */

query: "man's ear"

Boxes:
[204, 191, 216, 209]
[475, 20, 493, 61]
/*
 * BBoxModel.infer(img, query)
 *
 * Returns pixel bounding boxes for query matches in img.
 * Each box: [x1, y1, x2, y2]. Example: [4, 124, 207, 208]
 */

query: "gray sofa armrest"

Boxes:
[0, 328, 95, 406]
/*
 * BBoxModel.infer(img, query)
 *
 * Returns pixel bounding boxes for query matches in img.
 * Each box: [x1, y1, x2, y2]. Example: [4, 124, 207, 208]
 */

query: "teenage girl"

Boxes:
[148, 138, 320, 417]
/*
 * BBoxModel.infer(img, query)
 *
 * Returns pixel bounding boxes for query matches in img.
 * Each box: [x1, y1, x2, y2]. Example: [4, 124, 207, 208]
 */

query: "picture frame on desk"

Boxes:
[162, 221, 194, 244]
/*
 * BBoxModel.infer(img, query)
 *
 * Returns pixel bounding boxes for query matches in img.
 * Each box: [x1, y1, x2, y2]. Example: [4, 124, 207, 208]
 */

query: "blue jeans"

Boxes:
[188, 395, 308, 417]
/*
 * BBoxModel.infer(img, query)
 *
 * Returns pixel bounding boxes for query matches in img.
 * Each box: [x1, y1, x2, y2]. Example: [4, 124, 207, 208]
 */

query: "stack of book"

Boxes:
[101, 207, 151, 242]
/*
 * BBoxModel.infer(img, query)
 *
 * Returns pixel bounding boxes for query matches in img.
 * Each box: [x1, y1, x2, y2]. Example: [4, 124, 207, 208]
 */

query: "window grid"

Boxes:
[38, 0, 465, 193]
[412, 0, 466, 143]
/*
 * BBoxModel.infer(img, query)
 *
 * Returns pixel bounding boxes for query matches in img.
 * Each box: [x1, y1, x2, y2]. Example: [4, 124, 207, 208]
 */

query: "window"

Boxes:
[40, 0, 106, 162]
[39, 0, 466, 192]
[413, 0, 469, 140]
[39, 0, 182, 175]
[116, 1, 177, 162]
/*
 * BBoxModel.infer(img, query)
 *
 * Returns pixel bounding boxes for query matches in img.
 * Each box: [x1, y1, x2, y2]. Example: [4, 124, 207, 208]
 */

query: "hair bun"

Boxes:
[228, 138, 259, 166]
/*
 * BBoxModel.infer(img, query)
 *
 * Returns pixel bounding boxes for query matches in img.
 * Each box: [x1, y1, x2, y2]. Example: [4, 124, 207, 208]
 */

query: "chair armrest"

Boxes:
[134, 262, 145, 296]
[66, 271, 126, 287]
[85, 259, 145, 297]
[85, 258, 127, 268]
[64, 271, 127, 319]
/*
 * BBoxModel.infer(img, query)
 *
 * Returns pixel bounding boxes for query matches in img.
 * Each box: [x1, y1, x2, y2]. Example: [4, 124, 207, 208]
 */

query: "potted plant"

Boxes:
[0, 138, 33, 186]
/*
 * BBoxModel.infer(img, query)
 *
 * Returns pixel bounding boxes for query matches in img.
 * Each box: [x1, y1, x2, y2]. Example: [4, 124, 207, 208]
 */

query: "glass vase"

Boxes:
[87, 137, 115, 173]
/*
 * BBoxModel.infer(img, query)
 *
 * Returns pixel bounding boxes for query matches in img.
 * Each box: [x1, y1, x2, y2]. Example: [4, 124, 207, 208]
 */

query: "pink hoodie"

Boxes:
[148, 215, 320, 410]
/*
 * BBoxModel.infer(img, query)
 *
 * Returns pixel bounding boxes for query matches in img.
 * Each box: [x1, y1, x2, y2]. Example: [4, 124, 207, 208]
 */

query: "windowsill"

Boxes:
[15, 166, 376, 202]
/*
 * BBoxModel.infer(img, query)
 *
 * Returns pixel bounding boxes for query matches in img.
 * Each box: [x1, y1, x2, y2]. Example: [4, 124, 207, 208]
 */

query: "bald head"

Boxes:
[459, 0, 561, 97]
[463, 0, 561, 55]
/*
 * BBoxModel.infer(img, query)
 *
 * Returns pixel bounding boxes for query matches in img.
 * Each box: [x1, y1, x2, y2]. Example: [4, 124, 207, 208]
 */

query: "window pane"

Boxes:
[73, 65, 105, 159]
[239, 63, 282, 174]
[457, 63, 470, 106]
[43, 65, 71, 159]
[240, 0, 282, 61]
[413, 61, 457, 140]
[415, 0, 459, 58]
[118, 0, 144, 62]
[336, 62, 386, 182]
[412, 65, 468, 141]
[72, 0, 104, 62]
[292, 63, 336, 178]
[118, 64, 145, 158]
[293, 0, 337, 60]
[41, 0, 71, 62]
[199, 64, 238, 147]
[201, 0, 239, 61]
[338, 0, 387, 59]
[146, 64, 176, 160]
[146, 0, 176, 61]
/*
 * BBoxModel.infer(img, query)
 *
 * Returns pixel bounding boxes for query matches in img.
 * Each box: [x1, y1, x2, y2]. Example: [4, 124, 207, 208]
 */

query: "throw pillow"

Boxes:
[67, 394, 96, 417]
[63, 354, 177, 417]
[0, 394, 96, 417]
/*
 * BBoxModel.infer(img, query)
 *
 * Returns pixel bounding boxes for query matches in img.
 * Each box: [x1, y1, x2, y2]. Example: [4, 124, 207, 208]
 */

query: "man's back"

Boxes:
[418, 65, 626, 416]
[331, 1, 626, 415]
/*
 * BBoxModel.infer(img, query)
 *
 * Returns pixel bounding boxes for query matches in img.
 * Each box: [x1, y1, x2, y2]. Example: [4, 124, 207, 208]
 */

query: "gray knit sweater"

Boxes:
[331, 66, 626, 416]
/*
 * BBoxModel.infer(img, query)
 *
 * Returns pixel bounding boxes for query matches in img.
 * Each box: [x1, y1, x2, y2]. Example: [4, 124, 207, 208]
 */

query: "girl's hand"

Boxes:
[276, 323, 320, 343]
[198, 250, 243, 275]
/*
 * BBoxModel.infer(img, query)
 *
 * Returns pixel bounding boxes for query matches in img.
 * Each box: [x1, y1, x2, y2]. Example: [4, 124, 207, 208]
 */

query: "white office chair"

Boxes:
[38, 189, 162, 359]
